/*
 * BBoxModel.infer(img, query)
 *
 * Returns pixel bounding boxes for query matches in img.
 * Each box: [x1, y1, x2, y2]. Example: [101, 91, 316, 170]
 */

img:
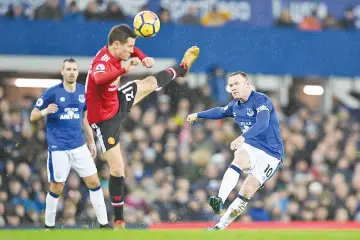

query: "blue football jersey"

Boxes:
[221, 91, 284, 160]
[34, 83, 87, 151]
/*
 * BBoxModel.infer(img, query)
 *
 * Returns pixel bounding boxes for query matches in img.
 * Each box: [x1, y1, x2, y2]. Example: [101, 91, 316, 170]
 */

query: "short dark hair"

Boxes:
[108, 24, 137, 45]
[63, 58, 77, 64]
[228, 71, 248, 79]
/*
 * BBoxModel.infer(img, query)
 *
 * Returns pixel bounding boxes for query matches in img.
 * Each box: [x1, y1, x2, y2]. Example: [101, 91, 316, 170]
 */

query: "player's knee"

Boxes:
[141, 76, 158, 91]
[239, 184, 255, 199]
[50, 182, 64, 195]
[86, 177, 101, 189]
[232, 158, 242, 167]
[108, 159, 125, 177]
[233, 152, 250, 170]
[110, 167, 125, 177]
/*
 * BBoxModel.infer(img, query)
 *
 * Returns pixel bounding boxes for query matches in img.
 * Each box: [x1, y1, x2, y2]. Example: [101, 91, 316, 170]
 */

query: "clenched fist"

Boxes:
[45, 103, 58, 115]
[125, 57, 141, 72]
[187, 113, 199, 124]
[142, 57, 155, 68]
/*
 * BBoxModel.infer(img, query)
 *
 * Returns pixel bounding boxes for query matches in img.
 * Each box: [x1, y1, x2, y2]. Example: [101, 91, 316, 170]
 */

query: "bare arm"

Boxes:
[82, 111, 95, 144]
[83, 111, 97, 158]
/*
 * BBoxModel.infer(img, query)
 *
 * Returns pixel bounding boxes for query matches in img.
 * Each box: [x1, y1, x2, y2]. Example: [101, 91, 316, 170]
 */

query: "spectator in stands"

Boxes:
[180, 6, 200, 25]
[65, 1, 80, 13]
[103, 1, 126, 21]
[34, 0, 62, 20]
[84, 0, 103, 21]
[4, 3, 27, 19]
[208, 66, 229, 105]
[299, 10, 322, 31]
[159, 7, 171, 24]
[201, 6, 231, 27]
[322, 13, 339, 29]
[275, 9, 296, 28]
[339, 7, 356, 29]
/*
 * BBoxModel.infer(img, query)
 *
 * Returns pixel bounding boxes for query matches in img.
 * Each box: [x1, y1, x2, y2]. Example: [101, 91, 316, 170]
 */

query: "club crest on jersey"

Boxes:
[246, 108, 254, 117]
[60, 97, 65, 102]
[78, 94, 85, 103]
[108, 137, 115, 145]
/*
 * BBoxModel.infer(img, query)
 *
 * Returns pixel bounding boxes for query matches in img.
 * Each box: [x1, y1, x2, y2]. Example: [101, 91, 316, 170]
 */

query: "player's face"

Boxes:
[227, 74, 251, 100]
[115, 37, 136, 60]
[61, 62, 79, 84]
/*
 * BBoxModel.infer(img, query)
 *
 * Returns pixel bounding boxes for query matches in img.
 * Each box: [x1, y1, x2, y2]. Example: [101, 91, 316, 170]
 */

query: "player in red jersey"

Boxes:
[85, 24, 199, 229]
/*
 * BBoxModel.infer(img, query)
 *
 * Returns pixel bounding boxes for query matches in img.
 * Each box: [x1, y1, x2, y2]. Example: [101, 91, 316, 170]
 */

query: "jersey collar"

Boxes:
[238, 90, 254, 104]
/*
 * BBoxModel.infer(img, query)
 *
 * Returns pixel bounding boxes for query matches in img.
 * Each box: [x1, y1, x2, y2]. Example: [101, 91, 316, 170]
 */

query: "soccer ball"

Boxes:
[133, 11, 160, 38]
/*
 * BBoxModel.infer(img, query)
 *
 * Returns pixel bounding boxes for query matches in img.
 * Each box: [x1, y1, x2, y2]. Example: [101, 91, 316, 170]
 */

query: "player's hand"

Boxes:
[187, 113, 199, 123]
[142, 57, 155, 68]
[125, 57, 141, 72]
[45, 104, 58, 115]
[87, 142, 97, 158]
[230, 136, 245, 151]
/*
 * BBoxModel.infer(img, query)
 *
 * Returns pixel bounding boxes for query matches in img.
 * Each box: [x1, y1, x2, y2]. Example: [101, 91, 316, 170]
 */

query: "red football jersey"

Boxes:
[85, 46, 146, 124]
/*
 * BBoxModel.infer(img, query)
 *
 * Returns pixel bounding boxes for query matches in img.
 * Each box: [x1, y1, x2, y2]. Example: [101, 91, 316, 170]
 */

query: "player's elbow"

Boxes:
[30, 114, 37, 123]
[30, 109, 40, 122]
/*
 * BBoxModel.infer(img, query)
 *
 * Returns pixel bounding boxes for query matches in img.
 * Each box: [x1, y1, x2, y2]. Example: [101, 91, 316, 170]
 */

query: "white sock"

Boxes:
[45, 192, 59, 227]
[89, 186, 109, 225]
[216, 194, 249, 229]
[218, 164, 241, 203]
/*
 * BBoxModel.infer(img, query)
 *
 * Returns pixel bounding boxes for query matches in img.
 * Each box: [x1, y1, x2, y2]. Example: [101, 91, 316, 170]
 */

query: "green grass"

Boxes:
[0, 230, 359, 240]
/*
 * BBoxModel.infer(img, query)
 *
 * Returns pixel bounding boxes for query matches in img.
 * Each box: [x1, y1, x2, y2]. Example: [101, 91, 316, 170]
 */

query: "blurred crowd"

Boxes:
[0, 70, 360, 228]
[1, 0, 358, 30]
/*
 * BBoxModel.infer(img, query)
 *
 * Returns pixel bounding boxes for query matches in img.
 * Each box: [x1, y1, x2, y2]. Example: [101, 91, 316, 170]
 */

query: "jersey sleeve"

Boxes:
[132, 47, 147, 60]
[221, 100, 236, 117]
[254, 95, 273, 113]
[34, 88, 53, 110]
[91, 61, 126, 85]
[91, 61, 109, 75]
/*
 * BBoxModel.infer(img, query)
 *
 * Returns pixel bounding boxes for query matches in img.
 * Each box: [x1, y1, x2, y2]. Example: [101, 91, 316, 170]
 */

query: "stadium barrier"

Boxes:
[1, 21, 360, 77]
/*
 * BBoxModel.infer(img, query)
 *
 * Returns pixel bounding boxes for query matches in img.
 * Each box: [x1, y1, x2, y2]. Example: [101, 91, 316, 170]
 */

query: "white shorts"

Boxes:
[47, 144, 97, 182]
[235, 143, 281, 185]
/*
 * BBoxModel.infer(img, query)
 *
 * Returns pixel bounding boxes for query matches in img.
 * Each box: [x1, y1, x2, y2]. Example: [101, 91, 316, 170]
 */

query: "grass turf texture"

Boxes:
[0, 230, 359, 240]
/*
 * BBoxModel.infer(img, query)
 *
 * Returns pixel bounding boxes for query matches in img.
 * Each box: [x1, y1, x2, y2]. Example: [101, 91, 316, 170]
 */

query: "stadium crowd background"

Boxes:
[0, 0, 358, 30]
[0, 0, 360, 228]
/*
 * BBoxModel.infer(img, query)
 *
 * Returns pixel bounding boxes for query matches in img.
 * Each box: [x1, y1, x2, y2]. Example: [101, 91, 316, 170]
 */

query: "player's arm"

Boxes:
[132, 47, 155, 68]
[132, 47, 147, 60]
[242, 98, 272, 139]
[188, 100, 235, 122]
[82, 111, 97, 158]
[30, 90, 57, 122]
[82, 111, 95, 144]
[92, 62, 127, 85]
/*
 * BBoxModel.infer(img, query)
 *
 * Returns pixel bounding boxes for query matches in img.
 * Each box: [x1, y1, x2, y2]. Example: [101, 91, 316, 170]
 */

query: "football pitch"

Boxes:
[0, 230, 359, 240]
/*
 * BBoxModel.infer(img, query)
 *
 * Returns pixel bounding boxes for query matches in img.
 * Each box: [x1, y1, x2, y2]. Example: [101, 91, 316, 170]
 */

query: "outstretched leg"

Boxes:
[132, 46, 200, 106]
[208, 148, 251, 214]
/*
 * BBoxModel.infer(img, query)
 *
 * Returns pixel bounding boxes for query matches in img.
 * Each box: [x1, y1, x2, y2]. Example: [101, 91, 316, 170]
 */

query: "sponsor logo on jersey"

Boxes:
[78, 94, 85, 103]
[101, 54, 110, 62]
[60, 108, 80, 120]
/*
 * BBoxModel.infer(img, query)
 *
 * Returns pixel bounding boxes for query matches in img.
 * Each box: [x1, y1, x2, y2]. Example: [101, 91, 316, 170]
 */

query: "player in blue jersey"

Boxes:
[30, 58, 109, 229]
[187, 72, 284, 230]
